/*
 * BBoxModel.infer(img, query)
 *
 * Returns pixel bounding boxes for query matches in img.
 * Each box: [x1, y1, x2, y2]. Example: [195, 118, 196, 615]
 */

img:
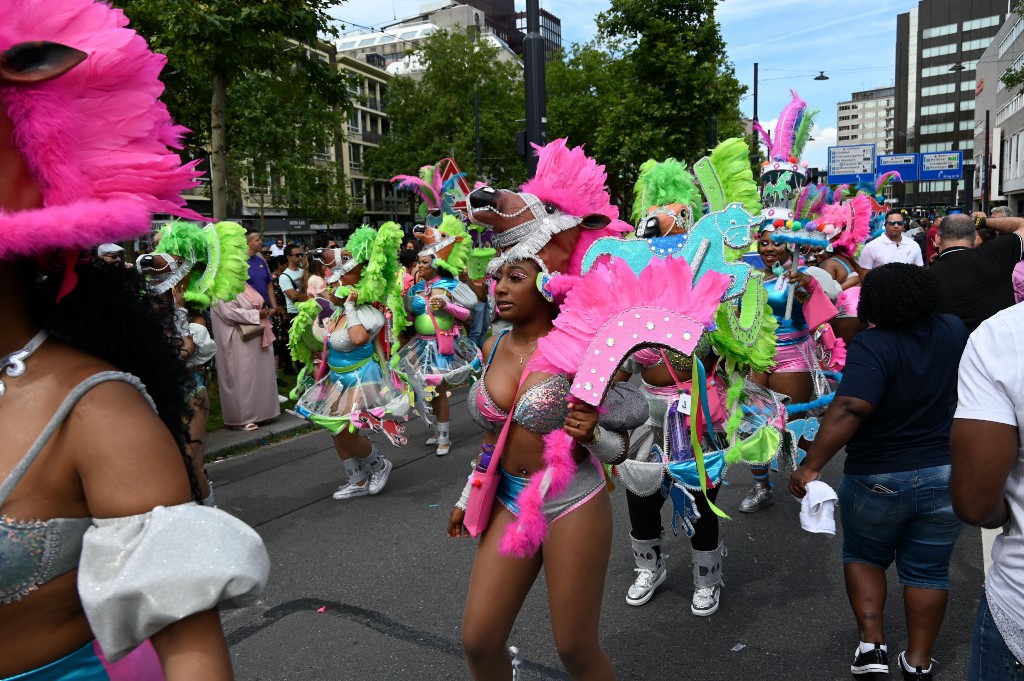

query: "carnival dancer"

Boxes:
[292, 222, 410, 499]
[449, 140, 666, 680]
[137, 220, 250, 508]
[609, 148, 777, 614]
[397, 214, 481, 456]
[740, 226, 840, 511]
[0, 1, 269, 677]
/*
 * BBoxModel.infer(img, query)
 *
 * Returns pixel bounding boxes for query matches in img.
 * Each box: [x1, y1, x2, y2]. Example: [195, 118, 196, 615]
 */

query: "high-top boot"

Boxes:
[626, 532, 666, 606]
[691, 542, 726, 616]
[435, 421, 451, 456]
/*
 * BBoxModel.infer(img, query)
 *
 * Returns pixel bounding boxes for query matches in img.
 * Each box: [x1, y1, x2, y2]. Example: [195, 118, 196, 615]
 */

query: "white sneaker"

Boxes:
[626, 565, 667, 606]
[332, 482, 370, 500]
[691, 584, 721, 616]
[435, 440, 451, 456]
[368, 458, 393, 495]
[425, 434, 439, 445]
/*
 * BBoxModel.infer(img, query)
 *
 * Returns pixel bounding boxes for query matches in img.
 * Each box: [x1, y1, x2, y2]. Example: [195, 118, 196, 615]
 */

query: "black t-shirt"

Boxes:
[930, 232, 1024, 332]
[838, 313, 967, 475]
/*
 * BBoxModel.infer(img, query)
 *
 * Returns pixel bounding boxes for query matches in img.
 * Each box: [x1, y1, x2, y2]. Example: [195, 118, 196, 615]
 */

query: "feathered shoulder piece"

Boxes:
[351, 221, 407, 331]
[0, 0, 203, 261]
[631, 158, 702, 224]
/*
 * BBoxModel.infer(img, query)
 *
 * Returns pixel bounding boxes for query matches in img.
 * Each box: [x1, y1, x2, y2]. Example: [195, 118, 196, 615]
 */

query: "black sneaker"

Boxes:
[851, 643, 890, 677]
[898, 651, 934, 680]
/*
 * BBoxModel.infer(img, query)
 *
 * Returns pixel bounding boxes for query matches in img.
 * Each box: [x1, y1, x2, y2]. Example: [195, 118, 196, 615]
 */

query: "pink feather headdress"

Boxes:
[391, 164, 444, 212]
[520, 139, 631, 275]
[498, 256, 729, 557]
[753, 90, 808, 162]
[0, 0, 204, 262]
[818, 193, 872, 257]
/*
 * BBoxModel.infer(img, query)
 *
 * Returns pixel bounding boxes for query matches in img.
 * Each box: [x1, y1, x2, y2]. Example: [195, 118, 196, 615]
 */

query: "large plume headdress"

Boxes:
[630, 158, 702, 227]
[0, 0, 203, 263]
[417, 213, 470, 278]
[755, 90, 818, 222]
[346, 221, 407, 332]
[154, 221, 249, 308]
[474, 139, 630, 277]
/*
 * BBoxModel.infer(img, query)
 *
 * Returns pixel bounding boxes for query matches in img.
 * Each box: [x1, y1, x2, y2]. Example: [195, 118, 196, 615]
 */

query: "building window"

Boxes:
[921, 102, 955, 116]
[922, 83, 955, 97]
[1000, 18, 1024, 57]
[962, 37, 994, 52]
[965, 14, 1001, 30]
[997, 92, 1024, 124]
[922, 43, 957, 58]
[922, 60, 978, 78]
[923, 23, 957, 39]
[348, 143, 362, 172]
[921, 122, 954, 134]
[351, 179, 365, 205]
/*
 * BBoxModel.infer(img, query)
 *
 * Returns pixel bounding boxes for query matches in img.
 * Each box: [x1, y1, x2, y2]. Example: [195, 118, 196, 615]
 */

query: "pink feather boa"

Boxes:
[498, 257, 729, 556]
[0, 0, 203, 261]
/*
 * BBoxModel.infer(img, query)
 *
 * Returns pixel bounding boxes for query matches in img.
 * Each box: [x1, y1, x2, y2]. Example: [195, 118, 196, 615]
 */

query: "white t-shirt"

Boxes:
[269, 244, 285, 257]
[955, 302, 1024, 660]
[279, 267, 304, 314]
[858, 233, 924, 268]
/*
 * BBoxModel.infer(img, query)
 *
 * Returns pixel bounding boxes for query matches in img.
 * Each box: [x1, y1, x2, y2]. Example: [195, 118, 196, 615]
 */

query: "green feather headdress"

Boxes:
[428, 214, 471, 278]
[630, 158, 703, 225]
[347, 221, 408, 332]
[156, 220, 248, 308]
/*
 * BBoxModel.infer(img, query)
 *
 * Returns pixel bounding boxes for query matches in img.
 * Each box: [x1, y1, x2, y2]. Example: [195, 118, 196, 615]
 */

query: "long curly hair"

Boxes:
[25, 258, 201, 501]
[858, 263, 939, 328]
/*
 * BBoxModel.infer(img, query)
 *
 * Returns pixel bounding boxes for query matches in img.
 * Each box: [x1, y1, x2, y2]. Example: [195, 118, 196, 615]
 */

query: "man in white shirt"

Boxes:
[951, 303, 1024, 679]
[278, 244, 306, 317]
[269, 238, 285, 257]
[859, 210, 924, 268]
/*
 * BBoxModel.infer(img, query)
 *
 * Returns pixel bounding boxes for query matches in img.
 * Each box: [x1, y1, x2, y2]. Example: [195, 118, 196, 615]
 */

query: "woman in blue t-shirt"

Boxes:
[790, 263, 967, 681]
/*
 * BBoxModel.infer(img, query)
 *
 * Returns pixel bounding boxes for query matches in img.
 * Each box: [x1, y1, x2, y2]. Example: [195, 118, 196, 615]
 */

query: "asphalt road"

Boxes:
[214, 390, 984, 680]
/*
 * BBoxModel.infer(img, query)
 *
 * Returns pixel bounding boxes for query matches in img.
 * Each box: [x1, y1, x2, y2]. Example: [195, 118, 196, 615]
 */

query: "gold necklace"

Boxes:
[507, 335, 537, 364]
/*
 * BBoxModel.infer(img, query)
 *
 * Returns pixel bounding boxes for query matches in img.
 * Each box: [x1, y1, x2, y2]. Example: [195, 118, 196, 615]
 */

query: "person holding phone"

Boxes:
[790, 263, 967, 680]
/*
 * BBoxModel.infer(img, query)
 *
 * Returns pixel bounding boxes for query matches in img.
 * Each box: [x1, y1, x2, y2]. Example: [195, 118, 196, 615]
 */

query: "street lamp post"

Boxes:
[523, 0, 546, 178]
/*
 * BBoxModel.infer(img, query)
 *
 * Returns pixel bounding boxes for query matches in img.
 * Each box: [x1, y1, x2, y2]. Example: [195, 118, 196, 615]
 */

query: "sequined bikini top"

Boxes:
[0, 372, 152, 604]
[468, 332, 570, 434]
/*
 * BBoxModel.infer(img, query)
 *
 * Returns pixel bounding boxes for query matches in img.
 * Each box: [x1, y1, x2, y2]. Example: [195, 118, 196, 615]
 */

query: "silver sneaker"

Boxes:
[332, 482, 370, 500]
[368, 458, 393, 495]
[626, 566, 667, 606]
[738, 483, 774, 513]
[691, 584, 721, 616]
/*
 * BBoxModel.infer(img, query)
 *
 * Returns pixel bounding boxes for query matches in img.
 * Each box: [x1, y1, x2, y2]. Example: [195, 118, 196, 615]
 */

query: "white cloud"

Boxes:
[803, 125, 837, 170]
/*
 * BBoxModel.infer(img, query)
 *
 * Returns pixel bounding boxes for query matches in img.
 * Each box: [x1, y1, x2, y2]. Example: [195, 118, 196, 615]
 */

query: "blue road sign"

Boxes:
[919, 150, 963, 181]
[877, 153, 919, 182]
[828, 144, 876, 184]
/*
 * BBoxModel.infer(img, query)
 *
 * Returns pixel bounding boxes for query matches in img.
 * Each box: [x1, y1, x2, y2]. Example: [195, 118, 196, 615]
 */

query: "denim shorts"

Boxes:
[839, 464, 963, 589]
[970, 592, 1024, 681]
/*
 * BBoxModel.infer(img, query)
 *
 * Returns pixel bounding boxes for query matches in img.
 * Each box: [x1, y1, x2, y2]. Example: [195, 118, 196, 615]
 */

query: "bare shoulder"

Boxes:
[481, 333, 500, 364]
[55, 348, 193, 517]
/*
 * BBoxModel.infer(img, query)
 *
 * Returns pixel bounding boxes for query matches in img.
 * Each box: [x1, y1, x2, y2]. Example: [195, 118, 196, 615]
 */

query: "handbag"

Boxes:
[463, 370, 529, 538]
[238, 322, 264, 342]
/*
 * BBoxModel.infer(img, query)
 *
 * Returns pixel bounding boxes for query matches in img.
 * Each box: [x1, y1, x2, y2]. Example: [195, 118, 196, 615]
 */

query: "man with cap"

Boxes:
[96, 242, 129, 267]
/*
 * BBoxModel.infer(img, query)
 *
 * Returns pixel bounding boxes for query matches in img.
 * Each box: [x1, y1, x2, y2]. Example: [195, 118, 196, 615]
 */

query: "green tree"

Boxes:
[546, 0, 746, 207]
[113, 1, 349, 221]
[364, 29, 526, 188]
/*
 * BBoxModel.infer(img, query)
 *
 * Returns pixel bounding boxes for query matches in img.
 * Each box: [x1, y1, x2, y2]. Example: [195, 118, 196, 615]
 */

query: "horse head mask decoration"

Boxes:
[468, 139, 630, 277]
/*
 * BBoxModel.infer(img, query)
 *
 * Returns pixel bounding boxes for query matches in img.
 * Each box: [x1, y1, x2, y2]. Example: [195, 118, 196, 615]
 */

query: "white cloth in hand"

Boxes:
[799, 480, 838, 535]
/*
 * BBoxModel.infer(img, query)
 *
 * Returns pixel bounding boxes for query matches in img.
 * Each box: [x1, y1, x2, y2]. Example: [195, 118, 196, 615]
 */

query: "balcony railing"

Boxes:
[362, 131, 381, 145]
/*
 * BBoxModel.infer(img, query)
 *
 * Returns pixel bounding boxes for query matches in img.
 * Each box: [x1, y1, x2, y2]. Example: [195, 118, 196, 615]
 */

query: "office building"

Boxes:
[513, 8, 563, 60]
[895, 0, 1006, 208]
[836, 86, 896, 155]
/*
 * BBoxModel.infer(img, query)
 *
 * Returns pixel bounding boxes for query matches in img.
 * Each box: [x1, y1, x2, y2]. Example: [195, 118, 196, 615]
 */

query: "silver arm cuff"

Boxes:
[582, 426, 626, 464]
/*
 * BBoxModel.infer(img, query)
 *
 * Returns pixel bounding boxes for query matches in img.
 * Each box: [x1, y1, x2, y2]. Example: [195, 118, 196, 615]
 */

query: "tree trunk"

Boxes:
[211, 63, 228, 221]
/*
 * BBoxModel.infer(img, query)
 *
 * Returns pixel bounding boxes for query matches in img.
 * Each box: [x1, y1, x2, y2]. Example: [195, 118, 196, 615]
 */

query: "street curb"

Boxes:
[206, 413, 312, 457]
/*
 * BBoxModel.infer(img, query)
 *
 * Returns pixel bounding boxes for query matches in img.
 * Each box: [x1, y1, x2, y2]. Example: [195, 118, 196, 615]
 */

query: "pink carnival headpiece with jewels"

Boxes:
[0, 0, 203, 265]
[468, 139, 630, 277]
[754, 90, 817, 222]
[817, 192, 871, 257]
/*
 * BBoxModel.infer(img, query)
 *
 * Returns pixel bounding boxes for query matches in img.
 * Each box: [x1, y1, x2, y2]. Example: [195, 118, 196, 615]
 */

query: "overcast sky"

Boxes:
[329, 0, 923, 168]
